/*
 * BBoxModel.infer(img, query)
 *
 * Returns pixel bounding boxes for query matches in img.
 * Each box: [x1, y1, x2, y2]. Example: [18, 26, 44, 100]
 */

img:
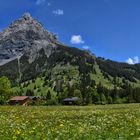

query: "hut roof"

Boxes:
[10, 96, 29, 101]
[63, 97, 80, 102]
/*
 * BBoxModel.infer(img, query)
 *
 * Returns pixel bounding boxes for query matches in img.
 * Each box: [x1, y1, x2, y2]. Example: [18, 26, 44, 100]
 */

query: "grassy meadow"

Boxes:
[0, 104, 140, 140]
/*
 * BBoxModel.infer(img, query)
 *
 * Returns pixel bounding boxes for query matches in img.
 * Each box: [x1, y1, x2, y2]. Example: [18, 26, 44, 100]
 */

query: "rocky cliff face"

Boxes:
[0, 13, 57, 66]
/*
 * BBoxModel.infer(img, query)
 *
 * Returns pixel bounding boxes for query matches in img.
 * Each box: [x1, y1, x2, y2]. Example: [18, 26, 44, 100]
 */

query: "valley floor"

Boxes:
[0, 104, 140, 140]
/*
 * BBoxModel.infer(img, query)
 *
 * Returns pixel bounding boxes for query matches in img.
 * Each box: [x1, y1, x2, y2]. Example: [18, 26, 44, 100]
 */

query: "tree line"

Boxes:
[0, 75, 140, 105]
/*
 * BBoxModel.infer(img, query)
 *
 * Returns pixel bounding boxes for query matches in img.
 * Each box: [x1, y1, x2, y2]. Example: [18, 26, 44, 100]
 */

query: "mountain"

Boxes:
[0, 13, 96, 83]
[0, 13, 140, 104]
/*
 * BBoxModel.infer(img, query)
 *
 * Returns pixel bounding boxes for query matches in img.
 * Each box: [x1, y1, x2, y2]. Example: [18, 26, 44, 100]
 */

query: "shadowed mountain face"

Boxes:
[0, 13, 140, 87]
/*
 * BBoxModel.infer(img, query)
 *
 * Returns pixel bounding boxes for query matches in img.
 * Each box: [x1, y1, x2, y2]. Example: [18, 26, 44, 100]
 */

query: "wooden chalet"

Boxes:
[8, 96, 32, 106]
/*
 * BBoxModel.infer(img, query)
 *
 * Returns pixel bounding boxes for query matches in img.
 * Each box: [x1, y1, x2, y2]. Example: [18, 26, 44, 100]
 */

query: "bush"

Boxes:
[45, 99, 58, 105]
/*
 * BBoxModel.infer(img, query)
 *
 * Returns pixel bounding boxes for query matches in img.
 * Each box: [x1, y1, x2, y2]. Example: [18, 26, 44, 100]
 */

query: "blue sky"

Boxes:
[0, 0, 140, 64]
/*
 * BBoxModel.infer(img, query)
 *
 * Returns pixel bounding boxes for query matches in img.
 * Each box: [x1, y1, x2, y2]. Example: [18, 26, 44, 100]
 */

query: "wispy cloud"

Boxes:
[70, 35, 85, 44]
[126, 56, 139, 64]
[47, 2, 51, 6]
[82, 45, 90, 50]
[53, 9, 64, 16]
[36, 0, 46, 5]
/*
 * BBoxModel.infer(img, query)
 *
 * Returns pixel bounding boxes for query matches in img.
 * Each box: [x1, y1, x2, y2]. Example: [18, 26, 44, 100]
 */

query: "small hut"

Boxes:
[63, 97, 80, 105]
[8, 96, 31, 106]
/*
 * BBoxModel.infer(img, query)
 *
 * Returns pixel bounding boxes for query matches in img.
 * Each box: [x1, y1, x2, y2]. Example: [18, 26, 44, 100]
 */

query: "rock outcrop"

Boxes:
[0, 13, 57, 66]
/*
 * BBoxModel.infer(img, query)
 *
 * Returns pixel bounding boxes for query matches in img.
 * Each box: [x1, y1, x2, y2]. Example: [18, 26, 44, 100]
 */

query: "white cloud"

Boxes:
[83, 45, 90, 50]
[126, 56, 139, 64]
[36, 0, 46, 5]
[133, 56, 139, 63]
[126, 58, 134, 65]
[70, 35, 85, 44]
[53, 9, 64, 16]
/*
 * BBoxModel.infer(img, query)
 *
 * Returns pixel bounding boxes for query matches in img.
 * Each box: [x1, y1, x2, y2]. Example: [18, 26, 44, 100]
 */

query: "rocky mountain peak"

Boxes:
[22, 12, 33, 20]
[8, 13, 43, 32]
[0, 12, 57, 66]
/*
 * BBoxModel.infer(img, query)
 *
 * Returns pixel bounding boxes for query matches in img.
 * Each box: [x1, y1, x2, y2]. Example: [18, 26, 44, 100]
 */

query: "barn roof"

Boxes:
[63, 97, 80, 102]
[10, 96, 29, 101]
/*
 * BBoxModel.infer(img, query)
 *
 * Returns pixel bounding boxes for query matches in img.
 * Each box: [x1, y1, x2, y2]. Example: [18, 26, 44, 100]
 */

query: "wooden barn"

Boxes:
[8, 96, 32, 106]
[63, 97, 80, 105]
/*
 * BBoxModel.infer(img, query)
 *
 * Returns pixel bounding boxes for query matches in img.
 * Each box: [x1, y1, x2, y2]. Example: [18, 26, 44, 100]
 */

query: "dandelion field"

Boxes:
[0, 104, 140, 140]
